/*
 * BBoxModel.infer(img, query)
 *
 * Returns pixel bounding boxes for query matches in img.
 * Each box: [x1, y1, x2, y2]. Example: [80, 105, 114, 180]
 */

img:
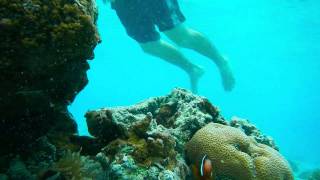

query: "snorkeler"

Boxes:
[104, 0, 235, 93]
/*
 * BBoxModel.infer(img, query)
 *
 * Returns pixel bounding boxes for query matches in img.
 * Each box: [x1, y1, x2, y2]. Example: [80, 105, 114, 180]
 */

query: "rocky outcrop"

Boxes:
[85, 88, 224, 179]
[85, 88, 283, 179]
[0, 0, 100, 156]
[0, 86, 288, 179]
[230, 116, 278, 150]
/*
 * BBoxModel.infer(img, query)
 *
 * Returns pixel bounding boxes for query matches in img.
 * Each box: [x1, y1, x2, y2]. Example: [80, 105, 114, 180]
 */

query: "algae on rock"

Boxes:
[0, 0, 100, 156]
[0, 0, 101, 178]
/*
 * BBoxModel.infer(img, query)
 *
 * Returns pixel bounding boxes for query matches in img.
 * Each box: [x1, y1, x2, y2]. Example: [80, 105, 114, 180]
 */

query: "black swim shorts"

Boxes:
[111, 0, 186, 43]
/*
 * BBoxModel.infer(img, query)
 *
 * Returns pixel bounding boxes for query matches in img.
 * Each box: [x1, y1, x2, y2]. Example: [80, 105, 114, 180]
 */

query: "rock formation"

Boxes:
[85, 88, 289, 179]
[0, 0, 100, 155]
[0, 0, 101, 178]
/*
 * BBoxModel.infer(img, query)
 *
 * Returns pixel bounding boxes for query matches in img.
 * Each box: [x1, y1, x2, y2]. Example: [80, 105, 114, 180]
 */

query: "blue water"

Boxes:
[69, 0, 320, 172]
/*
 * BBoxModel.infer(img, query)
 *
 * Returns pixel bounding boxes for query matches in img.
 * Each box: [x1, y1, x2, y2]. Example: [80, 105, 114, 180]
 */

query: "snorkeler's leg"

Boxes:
[140, 40, 204, 93]
[164, 24, 235, 91]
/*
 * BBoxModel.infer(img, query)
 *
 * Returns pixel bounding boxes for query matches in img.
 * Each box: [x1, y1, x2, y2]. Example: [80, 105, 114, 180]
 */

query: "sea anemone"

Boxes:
[52, 150, 104, 179]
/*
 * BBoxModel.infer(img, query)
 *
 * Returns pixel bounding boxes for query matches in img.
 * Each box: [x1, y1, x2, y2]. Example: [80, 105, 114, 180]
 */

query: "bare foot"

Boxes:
[219, 62, 235, 91]
[189, 65, 205, 93]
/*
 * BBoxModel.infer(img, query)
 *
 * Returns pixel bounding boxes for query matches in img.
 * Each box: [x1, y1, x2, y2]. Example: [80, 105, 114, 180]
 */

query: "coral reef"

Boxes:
[85, 88, 284, 179]
[3, 148, 107, 180]
[50, 150, 106, 179]
[0, 0, 100, 156]
[0, 1, 293, 180]
[299, 168, 320, 180]
[0, 85, 290, 179]
[7, 159, 34, 179]
[186, 123, 293, 180]
[0, 135, 106, 179]
[86, 88, 221, 179]
[0, 0, 101, 178]
[230, 116, 278, 150]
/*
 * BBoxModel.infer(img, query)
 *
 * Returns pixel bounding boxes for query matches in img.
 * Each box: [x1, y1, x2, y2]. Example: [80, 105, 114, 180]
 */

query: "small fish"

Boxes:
[191, 155, 214, 180]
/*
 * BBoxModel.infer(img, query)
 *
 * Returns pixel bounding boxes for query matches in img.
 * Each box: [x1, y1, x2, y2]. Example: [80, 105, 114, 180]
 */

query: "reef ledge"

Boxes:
[85, 88, 292, 179]
[0, 86, 293, 179]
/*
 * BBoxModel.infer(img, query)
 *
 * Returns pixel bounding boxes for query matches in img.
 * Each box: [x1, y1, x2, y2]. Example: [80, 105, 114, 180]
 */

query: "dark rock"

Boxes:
[27, 137, 57, 170]
[85, 109, 124, 144]
[0, 0, 104, 178]
[7, 159, 34, 180]
[69, 135, 103, 156]
[0, 155, 10, 174]
[0, 174, 8, 180]
[155, 102, 178, 128]
[0, 0, 100, 155]
[37, 169, 64, 180]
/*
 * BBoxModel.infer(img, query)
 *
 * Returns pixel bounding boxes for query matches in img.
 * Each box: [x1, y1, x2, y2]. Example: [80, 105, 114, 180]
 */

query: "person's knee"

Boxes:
[177, 34, 197, 48]
[140, 43, 150, 53]
[166, 27, 200, 49]
[140, 41, 159, 54]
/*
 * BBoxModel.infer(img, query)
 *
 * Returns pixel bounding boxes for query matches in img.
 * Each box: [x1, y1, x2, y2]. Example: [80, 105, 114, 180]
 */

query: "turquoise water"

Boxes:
[69, 0, 320, 173]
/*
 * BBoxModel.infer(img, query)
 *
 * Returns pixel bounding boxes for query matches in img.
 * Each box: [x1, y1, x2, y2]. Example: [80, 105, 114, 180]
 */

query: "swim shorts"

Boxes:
[111, 0, 186, 43]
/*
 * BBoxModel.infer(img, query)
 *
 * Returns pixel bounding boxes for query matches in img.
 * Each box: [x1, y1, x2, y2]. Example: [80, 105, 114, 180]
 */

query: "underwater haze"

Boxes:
[69, 0, 320, 173]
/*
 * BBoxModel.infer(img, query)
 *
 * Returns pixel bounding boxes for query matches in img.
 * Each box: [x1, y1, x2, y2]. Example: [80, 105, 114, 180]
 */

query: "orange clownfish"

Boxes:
[191, 155, 214, 180]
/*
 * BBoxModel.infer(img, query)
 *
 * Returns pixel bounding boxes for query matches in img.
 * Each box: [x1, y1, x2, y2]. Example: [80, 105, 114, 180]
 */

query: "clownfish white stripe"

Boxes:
[200, 154, 207, 176]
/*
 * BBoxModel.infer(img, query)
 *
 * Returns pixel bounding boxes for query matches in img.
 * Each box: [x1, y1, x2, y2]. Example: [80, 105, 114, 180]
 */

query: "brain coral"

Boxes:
[185, 123, 293, 180]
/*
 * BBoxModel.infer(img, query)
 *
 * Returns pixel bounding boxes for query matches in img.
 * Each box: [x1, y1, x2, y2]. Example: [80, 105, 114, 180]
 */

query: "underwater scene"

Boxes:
[1, 0, 319, 179]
